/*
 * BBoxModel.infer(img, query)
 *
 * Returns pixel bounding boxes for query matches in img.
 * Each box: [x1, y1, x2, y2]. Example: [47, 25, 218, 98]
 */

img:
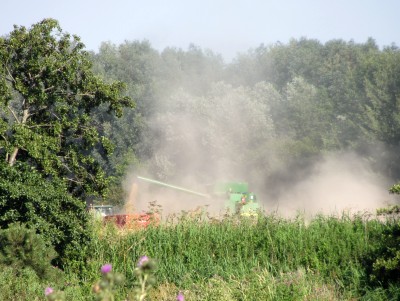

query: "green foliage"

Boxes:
[130, 257, 157, 301]
[273, 76, 339, 155]
[2, 212, 399, 300]
[0, 160, 91, 265]
[373, 205, 400, 288]
[389, 184, 400, 195]
[80, 214, 382, 290]
[90, 36, 400, 189]
[366, 215, 400, 286]
[2, 22, 400, 299]
[363, 47, 400, 145]
[0, 18, 133, 198]
[45, 258, 158, 301]
[0, 266, 46, 300]
[0, 18, 133, 268]
[176, 268, 343, 301]
[0, 222, 57, 280]
[92, 264, 125, 301]
[377, 205, 400, 214]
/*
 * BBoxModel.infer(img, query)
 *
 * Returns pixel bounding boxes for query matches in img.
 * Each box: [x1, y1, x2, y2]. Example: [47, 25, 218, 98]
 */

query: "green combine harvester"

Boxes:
[137, 176, 260, 216]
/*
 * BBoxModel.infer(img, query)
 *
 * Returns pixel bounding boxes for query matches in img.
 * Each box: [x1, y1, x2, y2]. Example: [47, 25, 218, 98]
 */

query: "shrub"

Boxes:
[0, 161, 92, 266]
[0, 266, 45, 300]
[368, 219, 400, 286]
[0, 222, 58, 280]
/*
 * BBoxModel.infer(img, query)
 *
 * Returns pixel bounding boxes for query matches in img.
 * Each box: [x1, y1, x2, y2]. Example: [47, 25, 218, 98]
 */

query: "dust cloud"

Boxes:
[124, 181, 138, 213]
[123, 174, 227, 217]
[119, 83, 397, 219]
[266, 152, 396, 218]
[122, 152, 397, 219]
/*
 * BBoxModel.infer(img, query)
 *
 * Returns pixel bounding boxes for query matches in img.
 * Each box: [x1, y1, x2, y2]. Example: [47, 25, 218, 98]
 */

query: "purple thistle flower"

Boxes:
[177, 291, 184, 301]
[137, 255, 149, 267]
[44, 287, 54, 296]
[101, 263, 112, 274]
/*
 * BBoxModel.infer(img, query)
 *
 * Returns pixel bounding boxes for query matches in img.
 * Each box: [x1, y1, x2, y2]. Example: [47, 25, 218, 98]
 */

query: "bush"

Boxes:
[368, 220, 400, 286]
[0, 161, 92, 266]
[0, 222, 58, 280]
[0, 266, 45, 300]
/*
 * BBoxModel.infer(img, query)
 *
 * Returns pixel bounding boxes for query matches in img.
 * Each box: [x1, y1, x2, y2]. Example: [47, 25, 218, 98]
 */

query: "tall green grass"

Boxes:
[1, 211, 399, 300]
[91, 214, 373, 281]
[72, 212, 398, 300]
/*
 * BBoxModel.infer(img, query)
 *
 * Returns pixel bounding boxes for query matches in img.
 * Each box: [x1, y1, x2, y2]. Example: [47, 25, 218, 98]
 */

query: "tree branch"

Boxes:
[65, 177, 84, 185]
[5, 66, 16, 84]
[26, 124, 54, 129]
[8, 107, 30, 166]
[7, 106, 20, 123]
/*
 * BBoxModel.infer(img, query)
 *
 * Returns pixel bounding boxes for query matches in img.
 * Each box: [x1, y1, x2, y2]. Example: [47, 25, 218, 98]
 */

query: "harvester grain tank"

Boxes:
[137, 176, 260, 216]
[104, 213, 156, 228]
[88, 205, 159, 229]
[89, 204, 156, 228]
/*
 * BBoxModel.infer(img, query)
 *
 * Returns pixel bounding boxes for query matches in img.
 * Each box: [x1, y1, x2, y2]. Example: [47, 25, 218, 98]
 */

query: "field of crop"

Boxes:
[1, 210, 399, 301]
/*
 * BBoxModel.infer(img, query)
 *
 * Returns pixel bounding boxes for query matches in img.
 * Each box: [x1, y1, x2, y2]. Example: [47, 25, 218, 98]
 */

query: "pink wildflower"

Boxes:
[44, 287, 54, 296]
[177, 291, 184, 301]
[137, 255, 149, 267]
[101, 263, 112, 274]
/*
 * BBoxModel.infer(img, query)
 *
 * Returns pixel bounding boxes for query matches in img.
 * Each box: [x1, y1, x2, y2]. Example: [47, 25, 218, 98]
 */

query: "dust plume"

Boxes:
[120, 82, 397, 219]
[124, 181, 138, 213]
[120, 82, 275, 216]
[267, 152, 396, 218]
[123, 174, 227, 217]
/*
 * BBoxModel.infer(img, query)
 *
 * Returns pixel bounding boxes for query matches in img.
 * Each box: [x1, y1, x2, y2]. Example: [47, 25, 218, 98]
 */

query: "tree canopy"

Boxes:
[0, 18, 132, 198]
[0, 19, 133, 263]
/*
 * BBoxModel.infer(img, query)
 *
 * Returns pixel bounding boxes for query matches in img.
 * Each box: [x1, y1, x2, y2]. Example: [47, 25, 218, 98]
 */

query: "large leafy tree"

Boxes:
[0, 19, 132, 263]
[0, 18, 132, 197]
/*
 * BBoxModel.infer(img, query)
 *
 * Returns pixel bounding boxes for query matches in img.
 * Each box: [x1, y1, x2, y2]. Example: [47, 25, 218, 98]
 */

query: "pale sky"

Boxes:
[1, 0, 399, 61]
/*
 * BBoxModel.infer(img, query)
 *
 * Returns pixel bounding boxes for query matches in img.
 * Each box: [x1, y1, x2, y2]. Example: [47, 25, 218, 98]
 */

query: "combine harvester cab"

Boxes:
[138, 176, 260, 217]
[90, 205, 114, 217]
[212, 182, 259, 217]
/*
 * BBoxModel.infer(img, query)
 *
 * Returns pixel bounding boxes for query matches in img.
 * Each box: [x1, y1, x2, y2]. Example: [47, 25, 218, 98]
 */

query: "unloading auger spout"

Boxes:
[137, 176, 211, 198]
[137, 175, 260, 217]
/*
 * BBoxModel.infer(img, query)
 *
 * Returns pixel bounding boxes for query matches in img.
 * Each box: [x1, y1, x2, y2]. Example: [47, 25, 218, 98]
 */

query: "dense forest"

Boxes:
[88, 37, 400, 209]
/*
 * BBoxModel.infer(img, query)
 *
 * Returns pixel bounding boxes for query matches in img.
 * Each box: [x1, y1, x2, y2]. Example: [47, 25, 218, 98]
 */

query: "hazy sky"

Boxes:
[1, 0, 399, 61]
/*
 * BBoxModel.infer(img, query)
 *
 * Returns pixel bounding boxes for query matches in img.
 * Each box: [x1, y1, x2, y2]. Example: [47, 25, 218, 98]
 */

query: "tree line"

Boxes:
[90, 36, 400, 199]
